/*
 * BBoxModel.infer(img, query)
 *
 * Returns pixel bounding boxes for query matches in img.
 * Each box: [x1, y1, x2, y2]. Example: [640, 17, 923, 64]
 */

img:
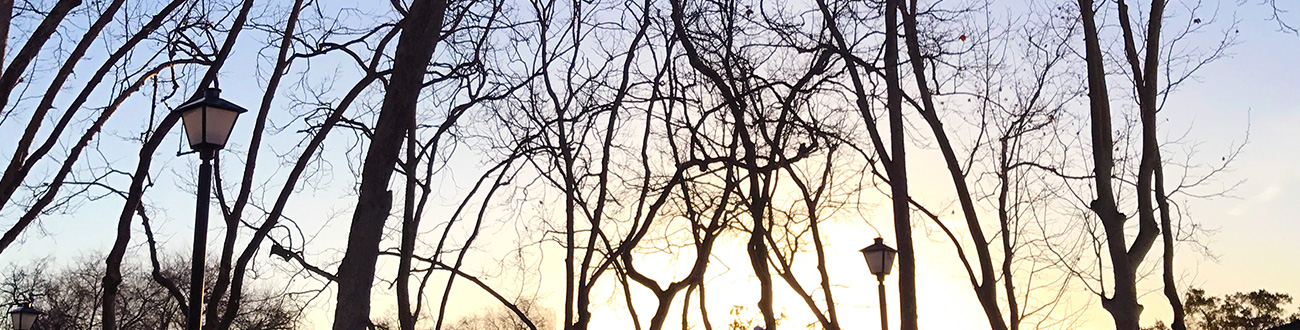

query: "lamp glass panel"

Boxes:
[201, 106, 240, 147]
[863, 250, 883, 274]
[21, 313, 36, 330]
[179, 107, 206, 149]
[179, 106, 241, 149]
[880, 250, 896, 275]
[13, 312, 36, 330]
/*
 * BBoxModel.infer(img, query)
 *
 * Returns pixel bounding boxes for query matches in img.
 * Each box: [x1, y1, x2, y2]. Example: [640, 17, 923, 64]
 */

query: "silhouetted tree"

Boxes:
[1146, 288, 1300, 330]
[445, 298, 554, 330]
[0, 257, 302, 330]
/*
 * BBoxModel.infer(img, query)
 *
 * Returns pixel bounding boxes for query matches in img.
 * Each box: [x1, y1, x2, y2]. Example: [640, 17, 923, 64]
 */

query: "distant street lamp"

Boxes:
[861, 237, 897, 330]
[173, 87, 248, 330]
[9, 302, 42, 330]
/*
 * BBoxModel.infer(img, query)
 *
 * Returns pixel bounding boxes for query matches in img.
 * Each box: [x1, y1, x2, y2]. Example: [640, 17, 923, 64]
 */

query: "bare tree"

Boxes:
[2, 256, 302, 330]
[1073, 0, 1238, 328]
[331, 0, 451, 328]
[445, 298, 554, 330]
[0, 1, 1269, 330]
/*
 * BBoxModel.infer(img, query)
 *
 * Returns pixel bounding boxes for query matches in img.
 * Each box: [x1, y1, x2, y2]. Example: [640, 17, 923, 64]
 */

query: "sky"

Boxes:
[1156, 6, 1300, 304]
[1, 0, 1299, 329]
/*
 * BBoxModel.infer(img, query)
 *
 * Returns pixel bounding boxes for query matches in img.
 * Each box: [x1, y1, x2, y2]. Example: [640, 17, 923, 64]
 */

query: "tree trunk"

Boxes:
[883, 1, 917, 329]
[0, 0, 11, 73]
[896, 1, 1008, 329]
[1156, 158, 1187, 330]
[331, 0, 447, 329]
[1078, 0, 1139, 328]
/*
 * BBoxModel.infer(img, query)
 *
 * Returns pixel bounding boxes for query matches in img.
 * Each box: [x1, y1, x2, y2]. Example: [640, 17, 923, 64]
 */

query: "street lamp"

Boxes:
[8, 302, 42, 330]
[173, 87, 248, 330]
[860, 237, 897, 330]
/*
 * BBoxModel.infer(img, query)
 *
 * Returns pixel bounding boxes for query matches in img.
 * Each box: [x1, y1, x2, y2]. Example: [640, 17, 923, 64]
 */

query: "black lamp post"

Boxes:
[8, 302, 41, 330]
[861, 237, 897, 330]
[173, 87, 247, 330]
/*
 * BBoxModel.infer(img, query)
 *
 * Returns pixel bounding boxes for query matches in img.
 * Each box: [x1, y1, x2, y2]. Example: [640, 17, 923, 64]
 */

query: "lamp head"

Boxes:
[9, 302, 42, 330]
[173, 87, 248, 156]
[860, 237, 897, 277]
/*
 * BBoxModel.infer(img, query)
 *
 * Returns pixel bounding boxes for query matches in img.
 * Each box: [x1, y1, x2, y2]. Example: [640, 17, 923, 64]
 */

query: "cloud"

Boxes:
[1257, 184, 1282, 202]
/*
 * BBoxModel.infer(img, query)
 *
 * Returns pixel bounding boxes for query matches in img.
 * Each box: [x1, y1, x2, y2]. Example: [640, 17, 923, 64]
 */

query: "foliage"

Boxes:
[728, 305, 794, 330]
[1146, 288, 1300, 330]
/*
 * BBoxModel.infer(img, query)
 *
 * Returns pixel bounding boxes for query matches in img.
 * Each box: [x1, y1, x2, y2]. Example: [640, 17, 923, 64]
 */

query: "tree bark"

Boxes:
[883, 1, 917, 329]
[1156, 158, 1187, 330]
[896, 1, 1008, 329]
[0, 0, 11, 73]
[1078, 0, 1140, 328]
[0, 0, 79, 110]
[331, 0, 447, 328]
[1116, 1, 1184, 328]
